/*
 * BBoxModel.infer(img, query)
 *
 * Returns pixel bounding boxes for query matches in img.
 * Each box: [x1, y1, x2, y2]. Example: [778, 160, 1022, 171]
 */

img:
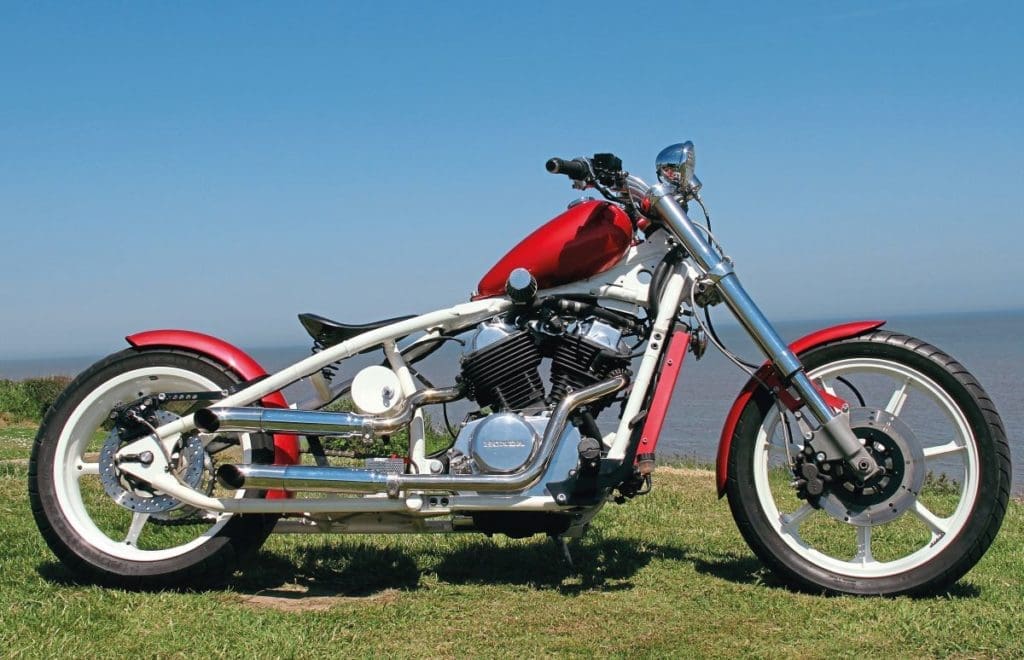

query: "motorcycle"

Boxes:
[29, 142, 1010, 596]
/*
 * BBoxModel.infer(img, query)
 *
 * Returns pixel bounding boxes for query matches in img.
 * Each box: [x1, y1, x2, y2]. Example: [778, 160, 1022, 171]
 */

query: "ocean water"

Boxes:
[3, 311, 1021, 491]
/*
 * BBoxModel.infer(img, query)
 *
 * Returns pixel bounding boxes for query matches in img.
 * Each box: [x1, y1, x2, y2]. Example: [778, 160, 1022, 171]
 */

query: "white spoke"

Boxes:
[853, 525, 874, 565]
[923, 441, 967, 460]
[817, 379, 838, 397]
[885, 378, 912, 416]
[780, 503, 816, 535]
[75, 461, 100, 477]
[912, 500, 950, 540]
[124, 512, 149, 547]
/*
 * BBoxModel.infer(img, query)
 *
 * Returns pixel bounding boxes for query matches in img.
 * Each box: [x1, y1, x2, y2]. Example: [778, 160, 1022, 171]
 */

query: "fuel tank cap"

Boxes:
[505, 267, 537, 304]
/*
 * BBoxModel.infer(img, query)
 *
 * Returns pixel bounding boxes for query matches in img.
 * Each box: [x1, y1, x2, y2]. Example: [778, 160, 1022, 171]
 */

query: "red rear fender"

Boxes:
[715, 320, 885, 497]
[125, 330, 301, 475]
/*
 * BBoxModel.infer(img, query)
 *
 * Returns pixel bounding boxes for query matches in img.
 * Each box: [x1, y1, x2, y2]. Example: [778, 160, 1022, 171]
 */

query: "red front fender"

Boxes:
[715, 320, 885, 497]
[126, 330, 301, 482]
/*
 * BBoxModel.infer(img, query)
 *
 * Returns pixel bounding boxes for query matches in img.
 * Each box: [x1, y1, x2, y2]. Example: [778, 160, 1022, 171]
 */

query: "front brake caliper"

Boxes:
[791, 451, 829, 507]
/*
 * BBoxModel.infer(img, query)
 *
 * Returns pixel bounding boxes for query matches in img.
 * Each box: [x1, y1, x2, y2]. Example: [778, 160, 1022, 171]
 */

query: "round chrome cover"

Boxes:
[469, 412, 539, 474]
[351, 365, 404, 414]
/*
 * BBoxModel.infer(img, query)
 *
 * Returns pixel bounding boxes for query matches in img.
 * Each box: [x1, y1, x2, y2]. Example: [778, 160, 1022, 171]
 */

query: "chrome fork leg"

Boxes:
[647, 187, 880, 479]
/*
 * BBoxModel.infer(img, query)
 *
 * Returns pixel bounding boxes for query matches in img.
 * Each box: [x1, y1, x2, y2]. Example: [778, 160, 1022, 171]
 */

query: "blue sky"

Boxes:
[1, 1, 1021, 358]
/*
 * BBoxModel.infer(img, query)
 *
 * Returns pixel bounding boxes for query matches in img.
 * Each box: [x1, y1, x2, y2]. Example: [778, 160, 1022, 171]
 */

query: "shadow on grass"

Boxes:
[233, 543, 421, 597]
[37, 535, 982, 600]
[689, 554, 981, 599]
[224, 533, 835, 598]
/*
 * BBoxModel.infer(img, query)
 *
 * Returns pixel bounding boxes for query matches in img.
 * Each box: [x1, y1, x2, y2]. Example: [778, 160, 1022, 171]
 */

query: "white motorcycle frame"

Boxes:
[115, 233, 698, 529]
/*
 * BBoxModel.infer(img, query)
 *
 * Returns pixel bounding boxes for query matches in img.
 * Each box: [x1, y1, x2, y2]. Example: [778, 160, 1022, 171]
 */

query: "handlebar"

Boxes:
[545, 157, 590, 180]
[548, 155, 656, 221]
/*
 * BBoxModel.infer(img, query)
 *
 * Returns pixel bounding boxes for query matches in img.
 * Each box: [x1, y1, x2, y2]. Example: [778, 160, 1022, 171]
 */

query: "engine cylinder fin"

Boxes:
[461, 330, 545, 410]
[550, 334, 630, 409]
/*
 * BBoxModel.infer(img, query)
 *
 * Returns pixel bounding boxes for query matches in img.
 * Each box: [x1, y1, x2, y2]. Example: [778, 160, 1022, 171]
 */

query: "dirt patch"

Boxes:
[240, 585, 400, 612]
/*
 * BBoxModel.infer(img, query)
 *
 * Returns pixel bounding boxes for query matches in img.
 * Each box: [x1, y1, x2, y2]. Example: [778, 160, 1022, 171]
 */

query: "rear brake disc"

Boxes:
[99, 410, 207, 514]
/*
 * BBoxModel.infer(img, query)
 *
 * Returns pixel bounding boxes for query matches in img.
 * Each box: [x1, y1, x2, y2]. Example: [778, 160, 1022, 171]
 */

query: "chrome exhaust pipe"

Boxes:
[216, 374, 628, 496]
[218, 463, 391, 493]
[195, 385, 463, 437]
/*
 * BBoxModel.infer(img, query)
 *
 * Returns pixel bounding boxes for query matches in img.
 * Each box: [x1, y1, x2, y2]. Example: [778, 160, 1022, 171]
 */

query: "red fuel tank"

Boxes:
[474, 200, 633, 299]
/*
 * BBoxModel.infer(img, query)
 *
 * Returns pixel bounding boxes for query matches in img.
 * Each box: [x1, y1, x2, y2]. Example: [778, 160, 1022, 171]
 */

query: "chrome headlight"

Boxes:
[655, 141, 701, 197]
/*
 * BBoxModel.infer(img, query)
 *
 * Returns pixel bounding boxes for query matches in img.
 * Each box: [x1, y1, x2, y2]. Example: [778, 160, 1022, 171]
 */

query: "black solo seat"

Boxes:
[298, 312, 416, 350]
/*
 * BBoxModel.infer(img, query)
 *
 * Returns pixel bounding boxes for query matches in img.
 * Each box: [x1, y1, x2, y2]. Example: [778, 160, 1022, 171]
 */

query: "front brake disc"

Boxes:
[818, 408, 926, 526]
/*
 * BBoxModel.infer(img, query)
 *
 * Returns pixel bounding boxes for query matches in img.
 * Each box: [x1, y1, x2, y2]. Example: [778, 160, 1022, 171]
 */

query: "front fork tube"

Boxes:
[647, 186, 880, 479]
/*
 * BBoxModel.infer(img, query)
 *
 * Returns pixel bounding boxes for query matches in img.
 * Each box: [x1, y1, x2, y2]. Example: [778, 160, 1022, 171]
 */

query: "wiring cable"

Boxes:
[687, 273, 799, 468]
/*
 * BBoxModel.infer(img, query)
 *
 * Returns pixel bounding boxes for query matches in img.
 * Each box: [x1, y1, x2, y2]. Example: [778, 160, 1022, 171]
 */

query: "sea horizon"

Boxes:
[3, 307, 1022, 368]
[3, 308, 1021, 492]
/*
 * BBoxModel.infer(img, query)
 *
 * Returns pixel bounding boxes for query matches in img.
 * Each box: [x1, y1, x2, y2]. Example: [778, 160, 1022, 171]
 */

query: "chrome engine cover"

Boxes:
[451, 412, 582, 497]
[464, 318, 519, 354]
[468, 412, 539, 474]
[578, 318, 629, 353]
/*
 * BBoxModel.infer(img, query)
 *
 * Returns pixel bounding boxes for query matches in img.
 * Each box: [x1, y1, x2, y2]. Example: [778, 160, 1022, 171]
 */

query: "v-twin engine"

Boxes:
[458, 316, 632, 417]
[441, 314, 633, 482]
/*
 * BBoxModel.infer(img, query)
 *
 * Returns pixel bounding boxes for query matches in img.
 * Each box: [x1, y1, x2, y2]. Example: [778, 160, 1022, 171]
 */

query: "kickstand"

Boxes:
[307, 435, 329, 467]
[553, 536, 574, 568]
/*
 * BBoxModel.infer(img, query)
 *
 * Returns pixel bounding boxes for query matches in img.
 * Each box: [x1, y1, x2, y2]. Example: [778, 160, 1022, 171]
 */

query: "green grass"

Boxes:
[0, 426, 34, 462]
[0, 377, 71, 425]
[3, 424, 1024, 658]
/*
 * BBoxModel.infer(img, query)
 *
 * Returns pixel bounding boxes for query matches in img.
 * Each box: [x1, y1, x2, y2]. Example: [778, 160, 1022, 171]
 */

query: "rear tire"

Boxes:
[29, 349, 278, 589]
[726, 331, 1010, 596]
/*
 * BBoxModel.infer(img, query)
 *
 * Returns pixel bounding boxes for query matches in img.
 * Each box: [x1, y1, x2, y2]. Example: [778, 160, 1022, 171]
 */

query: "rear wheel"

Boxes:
[29, 349, 277, 588]
[726, 331, 1010, 595]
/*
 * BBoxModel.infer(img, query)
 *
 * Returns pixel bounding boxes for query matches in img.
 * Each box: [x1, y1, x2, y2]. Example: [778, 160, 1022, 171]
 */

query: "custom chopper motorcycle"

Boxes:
[29, 143, 1010, 596]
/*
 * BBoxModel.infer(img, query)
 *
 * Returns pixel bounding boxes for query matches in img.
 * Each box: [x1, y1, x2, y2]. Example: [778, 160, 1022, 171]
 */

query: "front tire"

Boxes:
[726, 331, 1010, 596]
[29, 348, 277, 588]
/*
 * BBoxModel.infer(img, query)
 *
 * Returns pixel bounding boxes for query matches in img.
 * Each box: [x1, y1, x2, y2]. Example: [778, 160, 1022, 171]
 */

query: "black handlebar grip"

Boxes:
[545, 157, 589, 180]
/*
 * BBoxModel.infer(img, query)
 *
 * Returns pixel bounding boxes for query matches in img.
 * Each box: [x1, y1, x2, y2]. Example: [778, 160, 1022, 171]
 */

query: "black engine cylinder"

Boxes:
[460, 331, 545, 410]
[549, 334, 630, 407]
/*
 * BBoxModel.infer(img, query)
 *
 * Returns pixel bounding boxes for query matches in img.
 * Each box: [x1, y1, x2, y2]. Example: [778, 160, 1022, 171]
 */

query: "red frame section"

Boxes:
[714, 320, 885, 497]
[126, 329, 301, 499]
[635, 331, 690, 461]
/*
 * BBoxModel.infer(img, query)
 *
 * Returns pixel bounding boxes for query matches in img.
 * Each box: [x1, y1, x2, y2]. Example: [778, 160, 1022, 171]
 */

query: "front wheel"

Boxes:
[29, 348, 278, 588]
[726, 331, 1010, 596]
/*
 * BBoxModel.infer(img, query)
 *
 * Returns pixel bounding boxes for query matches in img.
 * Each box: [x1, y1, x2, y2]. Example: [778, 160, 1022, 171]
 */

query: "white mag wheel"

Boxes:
[726, 331, 1010, 596]
[29, 349, 276, 588]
